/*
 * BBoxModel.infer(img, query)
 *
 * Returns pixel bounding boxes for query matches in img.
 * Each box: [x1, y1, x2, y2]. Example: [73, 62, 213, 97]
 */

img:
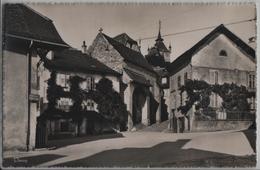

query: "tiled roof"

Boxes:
[3, 4, 69, 48]
[168, 24, 256, 75]
[113, 33, 138, 47]
[124, 69, 152, 86]
[47, 48, 121, 76]
[102, 33, 155, 73]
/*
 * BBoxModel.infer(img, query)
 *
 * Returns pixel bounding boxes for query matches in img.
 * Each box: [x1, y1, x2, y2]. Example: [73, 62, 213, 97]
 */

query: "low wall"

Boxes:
[191, 120, 253, 132]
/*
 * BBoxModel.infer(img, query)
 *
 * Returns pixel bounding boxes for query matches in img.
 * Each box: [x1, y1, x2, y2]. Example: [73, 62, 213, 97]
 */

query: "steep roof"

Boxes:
[155, 40, 170, 53]
[47, 48, 121, 76]
[102, 33, 155, 73]
[3, 4, 69, 48]
[154, 28, 170, 53]
[168, 24, 256, 75]
[113, 33, 138, 47]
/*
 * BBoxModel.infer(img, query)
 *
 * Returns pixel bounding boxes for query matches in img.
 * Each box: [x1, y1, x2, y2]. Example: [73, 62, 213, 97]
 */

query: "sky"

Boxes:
[28, 3, 256, 62]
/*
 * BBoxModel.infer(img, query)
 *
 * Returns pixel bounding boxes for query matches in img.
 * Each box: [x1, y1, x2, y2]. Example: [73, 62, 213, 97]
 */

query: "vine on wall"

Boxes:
[178, 79, 255, 120]
[44, 73, 128, 132]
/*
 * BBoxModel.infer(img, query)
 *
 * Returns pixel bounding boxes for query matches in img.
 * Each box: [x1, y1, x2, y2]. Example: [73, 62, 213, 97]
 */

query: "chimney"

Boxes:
[82, 41, 87, 54]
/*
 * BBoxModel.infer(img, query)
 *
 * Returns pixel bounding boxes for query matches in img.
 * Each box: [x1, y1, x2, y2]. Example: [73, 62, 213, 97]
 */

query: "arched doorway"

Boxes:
[132, 85, 147, 125]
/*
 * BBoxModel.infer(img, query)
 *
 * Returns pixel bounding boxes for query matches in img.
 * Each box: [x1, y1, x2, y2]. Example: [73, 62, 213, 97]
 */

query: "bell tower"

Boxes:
[155, 20, 171, 63]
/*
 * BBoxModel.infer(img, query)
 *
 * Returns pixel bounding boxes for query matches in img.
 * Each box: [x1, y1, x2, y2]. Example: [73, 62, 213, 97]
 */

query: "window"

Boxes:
[58, 74, 70, 90]
[37, 75, 40, 90]
[180, 93, 183, 106]
[219, 50, 227, 56]
[214, 71, 218, 84]
[177, 76, 181, 88]
[210, 70, 218, 84]
[250, 97, 256, 110]
[57, 98, 73, 112]
[31, 67, 40, 90]
[214, 93, 218, 107]
[210, 93, 218, 108]
[184, 72, 188, 84]
[162, 77, 167, 84]
[105, 45, 110, 51]
[85, 77, 95, 92]
[82, 99, 95, 111]
[248, 73, 255, 89]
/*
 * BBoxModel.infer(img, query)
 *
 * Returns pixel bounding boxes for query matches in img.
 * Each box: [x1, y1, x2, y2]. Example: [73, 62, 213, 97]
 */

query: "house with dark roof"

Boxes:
[3, 4, 69, 151]
[168, 24, 256, 133]
[88, 30, 163, 130]
[38, 48, 121, 138]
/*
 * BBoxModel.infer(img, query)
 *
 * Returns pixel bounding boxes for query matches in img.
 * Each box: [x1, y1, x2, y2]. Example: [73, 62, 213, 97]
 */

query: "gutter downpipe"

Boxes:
[26, 40, 33, 151]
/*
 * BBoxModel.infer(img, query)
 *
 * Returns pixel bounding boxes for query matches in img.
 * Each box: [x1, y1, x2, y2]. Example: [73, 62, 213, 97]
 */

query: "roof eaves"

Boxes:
[6, 33, 70, 48]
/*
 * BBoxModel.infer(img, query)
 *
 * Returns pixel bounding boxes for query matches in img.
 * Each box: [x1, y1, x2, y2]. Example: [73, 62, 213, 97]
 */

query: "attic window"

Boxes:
[219, 50, 227, 56]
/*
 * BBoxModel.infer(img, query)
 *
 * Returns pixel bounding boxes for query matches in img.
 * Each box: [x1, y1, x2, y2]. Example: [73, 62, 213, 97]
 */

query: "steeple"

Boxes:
[156, 20, 163, 42]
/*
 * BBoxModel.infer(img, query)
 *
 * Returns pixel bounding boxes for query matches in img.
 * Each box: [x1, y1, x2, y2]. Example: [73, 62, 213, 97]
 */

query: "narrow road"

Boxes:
[4, 130, 255, 167]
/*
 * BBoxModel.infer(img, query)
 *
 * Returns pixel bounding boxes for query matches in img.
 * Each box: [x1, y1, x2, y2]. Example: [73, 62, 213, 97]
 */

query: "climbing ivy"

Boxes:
[44, 73, 128, 132]
[178, 79, 255, 120]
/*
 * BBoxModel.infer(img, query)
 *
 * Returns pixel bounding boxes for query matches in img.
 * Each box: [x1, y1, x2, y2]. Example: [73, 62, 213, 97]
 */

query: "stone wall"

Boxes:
[191, 120, 252, 132]
[88, 33, 124, 73]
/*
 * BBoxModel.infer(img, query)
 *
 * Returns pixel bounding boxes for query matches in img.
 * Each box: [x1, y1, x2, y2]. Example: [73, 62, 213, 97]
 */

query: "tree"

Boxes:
[95, 77, 128, 131]
[69, 76, 85, 136]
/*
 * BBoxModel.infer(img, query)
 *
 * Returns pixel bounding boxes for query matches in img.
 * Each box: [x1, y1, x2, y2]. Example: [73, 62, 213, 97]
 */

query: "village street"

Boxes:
[3, 129, 256, 167]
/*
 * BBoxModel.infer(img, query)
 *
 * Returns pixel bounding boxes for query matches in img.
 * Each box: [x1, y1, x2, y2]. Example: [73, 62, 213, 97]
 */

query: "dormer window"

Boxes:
[219, 50, 227, 56]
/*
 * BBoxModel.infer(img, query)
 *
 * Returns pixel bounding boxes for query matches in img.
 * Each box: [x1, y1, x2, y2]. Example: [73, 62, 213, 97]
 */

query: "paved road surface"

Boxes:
[3, 130, 255, 167]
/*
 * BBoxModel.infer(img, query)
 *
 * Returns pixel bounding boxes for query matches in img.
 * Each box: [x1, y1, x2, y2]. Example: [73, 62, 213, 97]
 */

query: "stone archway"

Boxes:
[132, 85, 147, 125]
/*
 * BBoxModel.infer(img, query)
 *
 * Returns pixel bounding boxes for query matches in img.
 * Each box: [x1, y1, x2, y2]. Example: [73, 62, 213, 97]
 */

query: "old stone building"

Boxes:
[3, 4, 69, 151]
[168, 24, 256, 132]
[88, 30, 162, 130]
[38, 48, 121, 138]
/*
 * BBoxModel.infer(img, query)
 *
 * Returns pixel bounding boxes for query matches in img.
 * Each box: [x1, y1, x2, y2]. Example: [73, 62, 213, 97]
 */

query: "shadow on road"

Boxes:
[242, 129, 256, 153]
[55, 139, 256, 168]
[46, 132, 124, 149]
[3, 154, 65, 167]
